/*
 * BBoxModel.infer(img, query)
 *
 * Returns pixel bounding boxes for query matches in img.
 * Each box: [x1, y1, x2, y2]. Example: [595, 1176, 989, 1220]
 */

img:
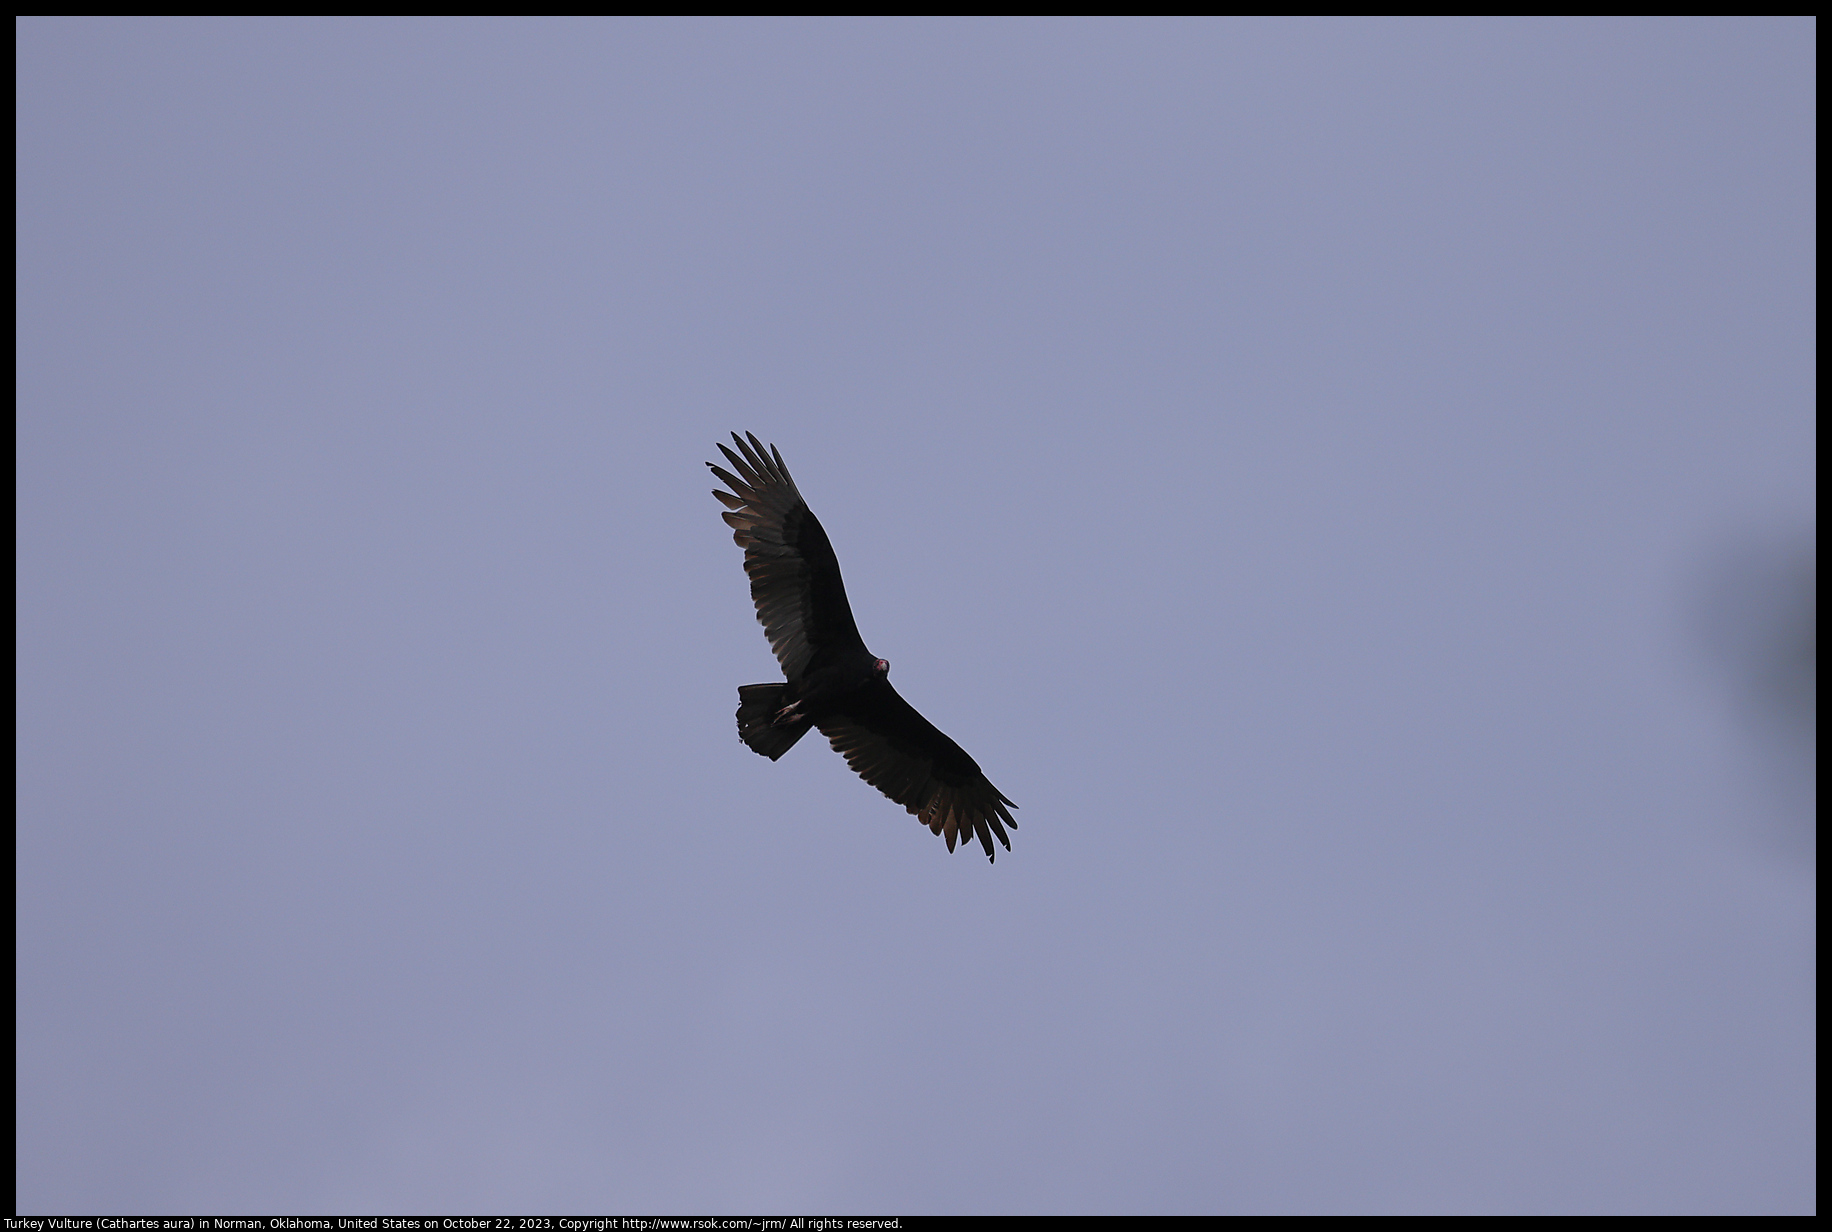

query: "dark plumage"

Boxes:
[709, 432, 1018, 860]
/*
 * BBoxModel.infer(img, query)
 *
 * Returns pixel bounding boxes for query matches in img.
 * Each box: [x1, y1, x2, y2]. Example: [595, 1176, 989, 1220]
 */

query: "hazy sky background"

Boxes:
[16, 17, 1814, 1214]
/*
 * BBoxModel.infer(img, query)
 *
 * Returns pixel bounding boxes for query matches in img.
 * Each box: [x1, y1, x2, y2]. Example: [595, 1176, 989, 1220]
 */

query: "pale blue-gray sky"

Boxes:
[17, 17, 1814, 1214]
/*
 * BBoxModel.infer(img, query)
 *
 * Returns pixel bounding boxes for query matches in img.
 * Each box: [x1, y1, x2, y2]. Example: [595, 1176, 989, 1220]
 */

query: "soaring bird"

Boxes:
[709, 432, 1017, 861]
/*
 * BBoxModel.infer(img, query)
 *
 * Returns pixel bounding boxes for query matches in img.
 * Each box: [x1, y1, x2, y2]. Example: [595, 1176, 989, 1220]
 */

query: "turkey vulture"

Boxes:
[709, 432, 1018, 861]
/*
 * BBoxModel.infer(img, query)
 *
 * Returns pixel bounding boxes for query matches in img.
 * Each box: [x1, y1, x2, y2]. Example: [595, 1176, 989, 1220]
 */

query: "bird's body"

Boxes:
[709, 432, 1017, 860]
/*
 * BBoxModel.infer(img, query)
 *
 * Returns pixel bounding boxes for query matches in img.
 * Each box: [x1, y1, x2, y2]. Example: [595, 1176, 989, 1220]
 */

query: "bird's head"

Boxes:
[873, 658, 890, 678]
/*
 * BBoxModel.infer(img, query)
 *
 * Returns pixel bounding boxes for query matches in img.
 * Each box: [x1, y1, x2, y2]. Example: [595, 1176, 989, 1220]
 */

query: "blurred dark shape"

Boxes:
[1695, 532, 1816, 856]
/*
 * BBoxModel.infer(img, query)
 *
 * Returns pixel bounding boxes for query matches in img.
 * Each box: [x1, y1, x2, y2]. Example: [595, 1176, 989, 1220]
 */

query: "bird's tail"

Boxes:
[736, 683, 813, 760]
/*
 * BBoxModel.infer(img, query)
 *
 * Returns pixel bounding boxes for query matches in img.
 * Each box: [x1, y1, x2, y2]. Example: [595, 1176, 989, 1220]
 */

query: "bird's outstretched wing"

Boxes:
[708, 432, 868, 681]
[816, 681, 1018, 861]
